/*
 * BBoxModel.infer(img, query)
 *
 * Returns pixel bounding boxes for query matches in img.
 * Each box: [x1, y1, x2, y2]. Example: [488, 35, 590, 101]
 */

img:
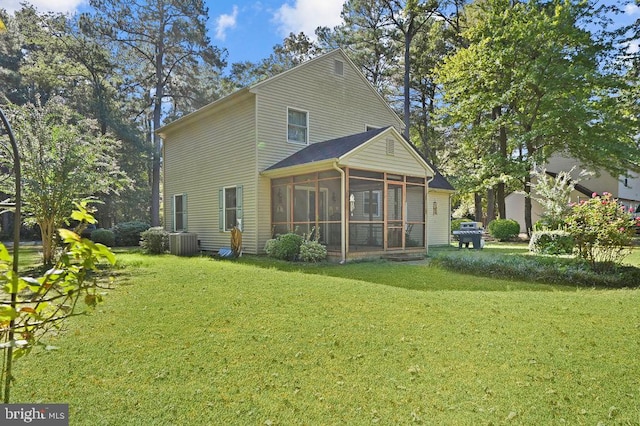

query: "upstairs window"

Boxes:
[288, 108, 308, 144]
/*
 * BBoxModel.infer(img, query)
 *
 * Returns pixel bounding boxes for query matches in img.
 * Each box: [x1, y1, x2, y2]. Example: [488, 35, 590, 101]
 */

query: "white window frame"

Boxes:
[223, 186, 238, 232]
[287, 107, 309, 145]
[173, 194, 187, 232]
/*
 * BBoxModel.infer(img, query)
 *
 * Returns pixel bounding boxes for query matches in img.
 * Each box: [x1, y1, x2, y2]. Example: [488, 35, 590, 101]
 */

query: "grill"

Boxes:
[452, 222, 484, 250]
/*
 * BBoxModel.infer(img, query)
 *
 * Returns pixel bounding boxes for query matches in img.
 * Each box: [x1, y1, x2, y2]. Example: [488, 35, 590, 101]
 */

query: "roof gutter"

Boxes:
[425, 175, 435, 256]
[332, 161, 347, 264]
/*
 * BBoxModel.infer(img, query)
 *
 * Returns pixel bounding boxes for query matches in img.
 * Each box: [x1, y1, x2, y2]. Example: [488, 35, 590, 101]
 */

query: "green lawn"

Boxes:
[10, 249, 640, 425]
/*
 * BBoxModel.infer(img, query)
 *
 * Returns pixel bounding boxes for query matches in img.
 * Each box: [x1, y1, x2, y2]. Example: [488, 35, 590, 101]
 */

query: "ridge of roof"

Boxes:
[265, 127, 390, 171]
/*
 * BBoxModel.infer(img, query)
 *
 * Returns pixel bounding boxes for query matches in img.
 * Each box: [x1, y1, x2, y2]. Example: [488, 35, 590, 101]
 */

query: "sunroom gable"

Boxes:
[262, 127, 434, 179]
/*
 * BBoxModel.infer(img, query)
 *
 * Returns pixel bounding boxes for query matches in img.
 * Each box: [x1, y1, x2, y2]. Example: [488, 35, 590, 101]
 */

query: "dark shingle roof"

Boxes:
[265, 126, 455, 192]
[266, 127, 389, 171]
[545, 171, 593, 197]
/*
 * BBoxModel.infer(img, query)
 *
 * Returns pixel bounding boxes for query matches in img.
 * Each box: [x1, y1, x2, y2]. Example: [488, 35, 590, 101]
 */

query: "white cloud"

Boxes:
[2, 0, 86, 14]
[625, 3, 640, 15]
[273, 0, 344, 39]
[628, 40, 640, 54]
[215, 5, 239, 41]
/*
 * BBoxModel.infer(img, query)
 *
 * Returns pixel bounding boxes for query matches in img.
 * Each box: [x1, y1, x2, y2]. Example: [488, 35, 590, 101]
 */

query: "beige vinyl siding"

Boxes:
[163, 95, 259, 253]
[342, 135, 428, 177]
[256, 175, 272, 252]
[253, 50, 404, 172]
[427, 191, 451, 246]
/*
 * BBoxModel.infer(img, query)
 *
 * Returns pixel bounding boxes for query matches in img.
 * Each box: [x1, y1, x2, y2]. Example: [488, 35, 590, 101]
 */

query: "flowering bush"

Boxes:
[299, 240, 327, 262]
[564, 192, 638, 271]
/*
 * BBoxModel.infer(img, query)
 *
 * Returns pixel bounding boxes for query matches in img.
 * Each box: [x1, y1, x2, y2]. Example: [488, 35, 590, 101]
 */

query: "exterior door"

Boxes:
[386, 183, 403, 248]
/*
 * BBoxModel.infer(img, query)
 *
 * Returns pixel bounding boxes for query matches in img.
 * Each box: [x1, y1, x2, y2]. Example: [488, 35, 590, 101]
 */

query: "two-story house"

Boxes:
[505, 153, 640, 231]
[157, 49, 454, 261]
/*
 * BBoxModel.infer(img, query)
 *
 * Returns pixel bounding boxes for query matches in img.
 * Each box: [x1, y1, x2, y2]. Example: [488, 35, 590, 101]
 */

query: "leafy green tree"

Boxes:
[0, 98, 128, 266]
[87, 0, 226, 226]
[317, 0, 399, 100]
[529, 166, 591, 230]
[381, 0, 439, 139]
[436, 0, 639, 233]
[0, 202, 116, 403]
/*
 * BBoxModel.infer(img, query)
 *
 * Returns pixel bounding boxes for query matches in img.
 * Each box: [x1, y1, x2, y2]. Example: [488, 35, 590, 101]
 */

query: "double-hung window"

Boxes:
[173, 194, 187, 231]
[287, 108, 308, 144]
[219, 186, 243, 231]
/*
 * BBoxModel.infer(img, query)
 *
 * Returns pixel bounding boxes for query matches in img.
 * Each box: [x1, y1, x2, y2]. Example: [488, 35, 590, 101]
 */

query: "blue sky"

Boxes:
[2, 0, 638, 65]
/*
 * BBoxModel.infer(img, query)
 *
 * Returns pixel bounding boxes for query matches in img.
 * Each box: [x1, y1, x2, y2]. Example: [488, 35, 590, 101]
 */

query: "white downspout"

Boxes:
[333, 162, 346, 263]
[425, 175, 434, 256]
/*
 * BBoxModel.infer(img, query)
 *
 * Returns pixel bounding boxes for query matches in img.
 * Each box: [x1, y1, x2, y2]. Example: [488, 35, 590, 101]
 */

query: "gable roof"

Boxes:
[265, 126, 455, 191]
[158, 49, 404, 137]
[250, 49, 404, 129]
[545, 171, 593, 198]
[265, 127, 390, 171]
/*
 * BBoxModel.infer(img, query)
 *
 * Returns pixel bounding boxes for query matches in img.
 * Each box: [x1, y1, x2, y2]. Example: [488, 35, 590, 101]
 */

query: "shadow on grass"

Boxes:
[230, 242, 640, 292]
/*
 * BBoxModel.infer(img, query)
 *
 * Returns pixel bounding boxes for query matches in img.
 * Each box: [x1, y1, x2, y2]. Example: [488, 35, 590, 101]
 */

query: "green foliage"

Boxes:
[265, 233, 303, 261]
[0, 204, 116, 402]
[451, 218, 473, 232]
[299, 241, 327, 263]
[90, 228, 115, 247]
[140, 227, 169, 254]
[431, 250, 640, 288]
[530, 167, 590, 230]
[435, 0, 639, 231]
[528, 230, 574, 255]
[9, 252, 640, 424]
[0, 98, 128, 265]
[487, 219, 520, 241]
[564, 192, 637, 271]
[113, 221, 149, 247]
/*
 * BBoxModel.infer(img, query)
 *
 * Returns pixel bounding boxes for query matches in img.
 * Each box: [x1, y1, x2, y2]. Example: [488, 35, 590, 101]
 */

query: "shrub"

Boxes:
[265, 233, 303, 261]
[113, 221, 149, 247]
[451, 218, 473, 233]
[564, 192, 637, 271]
[529, 230, 574, 255]
[90, 228, 115, 247]
[140, 227, 169, 254]
[300, 240, 327, 262]
[487, 219, 520, 241]
[431, 251, 640, 288]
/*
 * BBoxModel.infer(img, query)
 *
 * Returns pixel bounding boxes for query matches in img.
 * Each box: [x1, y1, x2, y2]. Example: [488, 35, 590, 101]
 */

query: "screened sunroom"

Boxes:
[262, 127, 434, 261]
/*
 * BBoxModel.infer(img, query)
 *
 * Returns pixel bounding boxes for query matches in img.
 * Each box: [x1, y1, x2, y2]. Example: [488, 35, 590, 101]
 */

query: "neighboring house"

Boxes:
[505, 154, 640, 231]
[158, 49, 454, 261]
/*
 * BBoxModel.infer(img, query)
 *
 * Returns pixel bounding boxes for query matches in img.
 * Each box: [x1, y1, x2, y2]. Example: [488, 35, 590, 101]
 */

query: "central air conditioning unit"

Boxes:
[169, 232, 198, 256]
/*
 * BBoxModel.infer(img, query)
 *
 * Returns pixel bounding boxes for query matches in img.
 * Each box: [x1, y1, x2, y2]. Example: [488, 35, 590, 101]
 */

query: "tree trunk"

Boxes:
[39, 218, 56, 267]
[150, 21, 166, 227]
[474, 192, 483, 224]
[492, 106, 507, 218]
[524, 172, 533, 236]
[403, 29, 412, 140]
[486, 187, 496, 224]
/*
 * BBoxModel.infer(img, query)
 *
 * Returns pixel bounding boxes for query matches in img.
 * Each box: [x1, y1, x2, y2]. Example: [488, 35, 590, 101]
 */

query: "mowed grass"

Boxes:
[10, 251, 640, 425]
